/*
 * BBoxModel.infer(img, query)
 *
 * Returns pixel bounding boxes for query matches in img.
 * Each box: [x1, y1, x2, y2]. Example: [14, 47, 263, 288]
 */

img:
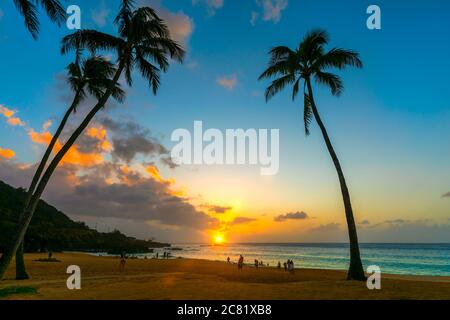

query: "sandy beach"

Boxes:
[0, 253, 449, 300]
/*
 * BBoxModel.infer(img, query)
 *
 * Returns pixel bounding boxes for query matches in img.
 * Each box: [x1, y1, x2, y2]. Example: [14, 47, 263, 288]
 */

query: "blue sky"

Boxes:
[0, 0, 449, 242]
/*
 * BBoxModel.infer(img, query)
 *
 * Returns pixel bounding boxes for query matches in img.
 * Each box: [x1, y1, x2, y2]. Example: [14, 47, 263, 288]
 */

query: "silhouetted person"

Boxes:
[119, 252, 126, 273]
[277, 261, 281, 269]
[283, 262, 287, 271]
[238, 255, 244, 270]
[227, 257, 230, 263]
[254, 259, 259, 268]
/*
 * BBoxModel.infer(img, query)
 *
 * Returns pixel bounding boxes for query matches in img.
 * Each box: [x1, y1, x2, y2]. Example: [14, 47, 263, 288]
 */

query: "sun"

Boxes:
[213, 234, 225, 245]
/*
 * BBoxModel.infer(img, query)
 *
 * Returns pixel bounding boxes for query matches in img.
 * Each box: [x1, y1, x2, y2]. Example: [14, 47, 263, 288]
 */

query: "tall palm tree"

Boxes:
[13, 0, 66, 39]
[14, 56, 125, 280]
[0, 0, 184, 280]
[259, 29, 366, 280]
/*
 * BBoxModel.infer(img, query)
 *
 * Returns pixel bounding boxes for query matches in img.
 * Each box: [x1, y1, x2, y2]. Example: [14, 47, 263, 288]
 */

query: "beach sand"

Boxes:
[1, 253, 449, 300]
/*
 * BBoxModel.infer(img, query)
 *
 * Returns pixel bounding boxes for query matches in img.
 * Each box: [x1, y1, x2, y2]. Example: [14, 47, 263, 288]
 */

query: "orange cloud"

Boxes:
[0, 105, 25, 126]
[29, 129, 53, 145]
[0, 147, 15, 159]
[87, 127, 111, 152]
[28, 127, 106, 168]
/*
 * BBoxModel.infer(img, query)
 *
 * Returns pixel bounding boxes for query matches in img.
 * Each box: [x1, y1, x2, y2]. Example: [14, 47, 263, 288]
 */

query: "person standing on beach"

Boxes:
[119, 252, 126, 273]
[277, 261, 281, 269]
[238, 255, 244, 270]
[227, 257, 230, 263]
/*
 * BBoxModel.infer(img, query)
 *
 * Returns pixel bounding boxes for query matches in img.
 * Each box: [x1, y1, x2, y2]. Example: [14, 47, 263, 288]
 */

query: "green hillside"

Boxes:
[0, 180, 169, 254]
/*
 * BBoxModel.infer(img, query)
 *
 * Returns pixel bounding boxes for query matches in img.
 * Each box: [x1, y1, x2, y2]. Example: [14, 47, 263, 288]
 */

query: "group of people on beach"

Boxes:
[155, 251, 171, 259]
[228, 256, 295, 273]
[279, 260, 295, 273]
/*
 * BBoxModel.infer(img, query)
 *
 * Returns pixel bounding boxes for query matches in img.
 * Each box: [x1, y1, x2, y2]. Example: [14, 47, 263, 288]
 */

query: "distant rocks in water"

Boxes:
[167, 247, 183, 251]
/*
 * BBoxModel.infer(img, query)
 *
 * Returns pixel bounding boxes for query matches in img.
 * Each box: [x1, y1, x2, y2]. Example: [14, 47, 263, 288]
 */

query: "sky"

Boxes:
[0, 0, 449, 244]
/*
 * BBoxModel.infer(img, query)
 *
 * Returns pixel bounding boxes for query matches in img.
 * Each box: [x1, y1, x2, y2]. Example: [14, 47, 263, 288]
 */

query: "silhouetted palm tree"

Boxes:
[13, 0, 66, 39]
[259, 29, 366, 280]
[14, 56, 125, 280]
[0, 0, 184, 280]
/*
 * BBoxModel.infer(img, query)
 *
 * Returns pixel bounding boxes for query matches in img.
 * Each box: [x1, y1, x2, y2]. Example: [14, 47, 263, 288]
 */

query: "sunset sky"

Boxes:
[0, 0, 449, 243]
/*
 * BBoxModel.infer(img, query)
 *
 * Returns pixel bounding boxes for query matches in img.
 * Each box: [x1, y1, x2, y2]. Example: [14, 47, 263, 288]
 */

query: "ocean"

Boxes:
[162, 243, 450, 277]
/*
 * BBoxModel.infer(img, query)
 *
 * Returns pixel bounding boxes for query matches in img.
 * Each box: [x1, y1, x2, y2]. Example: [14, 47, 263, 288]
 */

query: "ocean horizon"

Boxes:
[163, 243, 450, 277]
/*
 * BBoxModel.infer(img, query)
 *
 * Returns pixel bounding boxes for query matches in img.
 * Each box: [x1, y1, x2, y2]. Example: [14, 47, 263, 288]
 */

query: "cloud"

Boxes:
[250, 12, 259, 26]
[192, 0, 224, 15]
[359, 220, 370, 225]
[28, 125, 106, 168]
[0, 104, 25, 127]
[138, 0, 194, 46]
[384, 219, 410, 224]
[91, 5, 110, 28]
[201, 204, 232, 214]
[229, 217, 257, 225]
[252, 0, 288, 25]
[441, 192, 450, 198]
[274, 211, 308, 222]
[310, 223, 341, 232]
[217, 74, 237, 90]
[0, 147, 15, 160]
[98, 116, 170, 164]
[0, 157, 218, 231]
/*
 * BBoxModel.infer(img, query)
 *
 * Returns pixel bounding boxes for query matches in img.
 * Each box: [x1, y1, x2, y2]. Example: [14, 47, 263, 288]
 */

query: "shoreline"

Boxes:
[84, 251, 450, 280]
[1, 252, 449, 300]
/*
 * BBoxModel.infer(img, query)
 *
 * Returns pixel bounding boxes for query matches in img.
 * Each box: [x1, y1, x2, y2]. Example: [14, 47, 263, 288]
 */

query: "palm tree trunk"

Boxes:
[14, 92, 81, 280]
[306, 78, 366, 281]
[0, 63, 125, 280]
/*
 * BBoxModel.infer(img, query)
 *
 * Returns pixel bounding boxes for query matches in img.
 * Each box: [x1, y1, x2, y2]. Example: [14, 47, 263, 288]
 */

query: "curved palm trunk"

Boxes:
[0, 63, 125, 280]
[306, 78, 366, 281]
[14, 92, 81, 280]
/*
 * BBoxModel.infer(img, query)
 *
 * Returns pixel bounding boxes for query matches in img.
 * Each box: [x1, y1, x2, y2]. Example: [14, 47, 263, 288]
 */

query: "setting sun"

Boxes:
[213, 234, 225, 245]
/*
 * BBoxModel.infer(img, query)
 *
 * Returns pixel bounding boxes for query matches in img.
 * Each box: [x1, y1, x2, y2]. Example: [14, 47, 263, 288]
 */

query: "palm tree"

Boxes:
[259, 29, 366, 280]
[13, 0, 66, 39]
[0, 0, 185, 280]
[14, 56, 125, 280]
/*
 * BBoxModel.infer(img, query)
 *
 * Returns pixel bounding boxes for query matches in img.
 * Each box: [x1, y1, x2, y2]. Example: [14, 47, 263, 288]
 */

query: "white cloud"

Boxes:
[192, 0, 224, 16]
[91, 6, 110, 28]
[250, 11, 259, 26]
[252, 0, 288, 25]
[217, 74, 237, 90]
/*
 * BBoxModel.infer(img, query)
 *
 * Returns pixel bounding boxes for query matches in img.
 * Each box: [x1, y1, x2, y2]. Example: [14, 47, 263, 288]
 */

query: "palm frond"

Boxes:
[298, 29, 329, 61]
[315, 72, 343, 96]
[14, 0, 39, 39]
[136, 55, 161, 95]
[313, 48, 363, 70]
[114, 0, 136, 37]
[269, 46, 294, 64]
[264, 74, 296, 102]
[61, 30, 125, 55]
[140, 37, 185, 63]
[38, 0, 66, 25]
[258, 61, 293, 80]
